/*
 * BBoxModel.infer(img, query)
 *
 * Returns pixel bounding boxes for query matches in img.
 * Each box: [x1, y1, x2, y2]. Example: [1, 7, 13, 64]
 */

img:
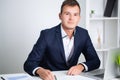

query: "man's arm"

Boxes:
[82, 31, 101, 71]
[24, 30, 47, 75]
[67, 30, 100, 75]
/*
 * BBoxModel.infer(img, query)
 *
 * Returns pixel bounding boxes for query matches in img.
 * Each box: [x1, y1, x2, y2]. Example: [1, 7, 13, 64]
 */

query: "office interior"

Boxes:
[0, 0, 120, 78]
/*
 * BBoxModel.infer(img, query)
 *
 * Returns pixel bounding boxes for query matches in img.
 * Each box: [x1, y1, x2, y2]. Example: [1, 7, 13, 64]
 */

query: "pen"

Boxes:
[54, 75, 57, 80]
[1, 77, 5, 80]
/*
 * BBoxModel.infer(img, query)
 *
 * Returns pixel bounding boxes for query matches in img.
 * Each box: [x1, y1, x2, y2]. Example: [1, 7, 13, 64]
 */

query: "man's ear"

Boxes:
[59, 13, 61, 20]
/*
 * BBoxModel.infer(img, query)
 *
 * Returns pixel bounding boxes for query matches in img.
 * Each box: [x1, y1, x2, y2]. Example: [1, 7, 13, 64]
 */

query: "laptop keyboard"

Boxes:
[94, 73, 104, 78]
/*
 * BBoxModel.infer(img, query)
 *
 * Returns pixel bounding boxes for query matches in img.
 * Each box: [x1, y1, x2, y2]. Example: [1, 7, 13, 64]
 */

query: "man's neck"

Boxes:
[64, 29, 74, 39]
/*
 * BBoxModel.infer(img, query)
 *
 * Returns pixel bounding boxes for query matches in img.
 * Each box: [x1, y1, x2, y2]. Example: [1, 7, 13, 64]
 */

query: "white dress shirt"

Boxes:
[61, 26, 74, 62]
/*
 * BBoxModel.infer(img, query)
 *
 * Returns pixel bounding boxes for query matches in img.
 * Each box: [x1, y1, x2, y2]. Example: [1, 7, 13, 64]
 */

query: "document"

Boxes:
[0, 73, 34, 80]
[52, 71, 96, 80]
[56, 75, 96, 80]
[33, 71, 97, 80]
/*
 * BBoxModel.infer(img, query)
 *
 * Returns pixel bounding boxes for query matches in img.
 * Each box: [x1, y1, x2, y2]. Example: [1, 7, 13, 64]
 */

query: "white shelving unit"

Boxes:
[85, 0, 120, 68]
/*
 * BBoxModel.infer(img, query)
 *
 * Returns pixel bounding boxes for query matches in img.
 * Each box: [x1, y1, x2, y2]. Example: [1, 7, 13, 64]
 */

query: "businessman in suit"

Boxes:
[24, 0, 100, 80]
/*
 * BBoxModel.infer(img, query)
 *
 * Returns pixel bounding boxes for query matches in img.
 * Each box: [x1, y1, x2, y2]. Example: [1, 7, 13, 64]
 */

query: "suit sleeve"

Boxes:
[82, 31, 101, 71]
[24, 30, 47, 75]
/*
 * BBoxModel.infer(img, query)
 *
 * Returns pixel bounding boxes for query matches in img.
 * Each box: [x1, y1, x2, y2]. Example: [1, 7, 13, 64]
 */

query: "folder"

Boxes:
[104, 0, 117, 17]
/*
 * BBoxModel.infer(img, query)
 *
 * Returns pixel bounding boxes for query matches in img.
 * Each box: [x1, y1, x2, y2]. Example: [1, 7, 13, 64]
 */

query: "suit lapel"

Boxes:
[68, 27, 80, 63]
[74, 27, 80, 55]
[55, 24, 66, 62]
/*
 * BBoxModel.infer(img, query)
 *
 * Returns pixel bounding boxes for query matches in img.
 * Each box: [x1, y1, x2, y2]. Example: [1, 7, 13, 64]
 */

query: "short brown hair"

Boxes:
[60, 0, 81, 14]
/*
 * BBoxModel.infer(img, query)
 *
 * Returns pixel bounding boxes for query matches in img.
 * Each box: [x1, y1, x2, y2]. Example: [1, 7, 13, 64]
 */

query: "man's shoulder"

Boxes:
[41, 24, 60, 34]
[76, 26, 88, 33]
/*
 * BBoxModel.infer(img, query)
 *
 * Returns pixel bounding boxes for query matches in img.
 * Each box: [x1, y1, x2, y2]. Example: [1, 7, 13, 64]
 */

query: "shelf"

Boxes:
[85, 0, 120, 69]
[96, 47, 119, 52]
[96, 48, 109, 52]
[86, 0, 119, 49]
[89, 17, 119, 21]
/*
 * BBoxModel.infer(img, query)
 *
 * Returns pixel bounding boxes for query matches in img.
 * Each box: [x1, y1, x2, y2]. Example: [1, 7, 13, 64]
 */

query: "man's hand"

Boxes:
[36, 67, 55, 80]
[67, 64, 84, 75]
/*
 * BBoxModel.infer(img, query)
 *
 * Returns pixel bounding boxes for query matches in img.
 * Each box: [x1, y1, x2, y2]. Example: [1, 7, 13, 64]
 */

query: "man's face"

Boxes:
[59, 5, 80, 30]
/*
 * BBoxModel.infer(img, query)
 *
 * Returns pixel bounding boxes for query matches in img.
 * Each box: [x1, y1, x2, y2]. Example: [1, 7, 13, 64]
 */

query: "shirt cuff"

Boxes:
[32, 67, 41, 75]
[80, 63, 88, 71]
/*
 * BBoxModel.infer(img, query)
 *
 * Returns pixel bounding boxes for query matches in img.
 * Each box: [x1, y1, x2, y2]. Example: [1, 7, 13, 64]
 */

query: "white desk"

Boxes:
[33, 71, 98, 80]
[0, 70, 100, 80]
[1, 70, 118, 80]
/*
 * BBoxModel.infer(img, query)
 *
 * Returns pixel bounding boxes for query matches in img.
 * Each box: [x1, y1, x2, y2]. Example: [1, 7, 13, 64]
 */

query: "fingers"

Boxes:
[46, 70, 55, 80]
[42, 70, 54, 80]
[67, 65, 84, 75]
[67, 66, 80, 75]
[36, 68, 55, 80]
[67, 66, 74, 75]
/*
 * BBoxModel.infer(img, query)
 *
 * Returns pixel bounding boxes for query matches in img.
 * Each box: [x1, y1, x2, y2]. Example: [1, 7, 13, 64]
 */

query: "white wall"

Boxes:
[0, 0, 85, 74]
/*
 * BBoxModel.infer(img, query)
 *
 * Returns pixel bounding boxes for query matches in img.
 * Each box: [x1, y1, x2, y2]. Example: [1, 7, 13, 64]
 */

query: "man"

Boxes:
[24, 0, 100, 80]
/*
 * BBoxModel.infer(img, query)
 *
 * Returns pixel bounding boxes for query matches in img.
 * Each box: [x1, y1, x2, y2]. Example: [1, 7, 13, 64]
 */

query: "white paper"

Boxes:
[52, 71, 96, 80]
[0, 73, 35, 80]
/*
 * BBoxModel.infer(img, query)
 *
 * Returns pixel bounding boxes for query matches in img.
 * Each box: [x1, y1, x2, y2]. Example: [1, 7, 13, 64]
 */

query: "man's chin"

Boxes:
[67, 27, 75, 30]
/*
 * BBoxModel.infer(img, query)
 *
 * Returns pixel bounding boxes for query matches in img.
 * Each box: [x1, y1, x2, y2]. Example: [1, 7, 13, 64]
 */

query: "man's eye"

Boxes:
[65, 13, 69, 15]
[74, 14, 79, 16]
[66, 14, 69, 15]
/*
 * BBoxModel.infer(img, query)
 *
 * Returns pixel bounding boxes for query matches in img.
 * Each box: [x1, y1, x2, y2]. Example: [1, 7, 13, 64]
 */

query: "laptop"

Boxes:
[103, 48, 120, 80]
[92, 48, 120, 80]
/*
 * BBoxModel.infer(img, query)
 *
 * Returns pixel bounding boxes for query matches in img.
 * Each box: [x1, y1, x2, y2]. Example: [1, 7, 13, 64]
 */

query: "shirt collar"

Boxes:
[61, 25, 76, 38]
[61, 25, 67, 38]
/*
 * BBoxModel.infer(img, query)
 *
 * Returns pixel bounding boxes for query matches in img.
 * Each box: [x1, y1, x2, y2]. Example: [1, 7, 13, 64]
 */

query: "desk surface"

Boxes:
[0, 70, 103, 80]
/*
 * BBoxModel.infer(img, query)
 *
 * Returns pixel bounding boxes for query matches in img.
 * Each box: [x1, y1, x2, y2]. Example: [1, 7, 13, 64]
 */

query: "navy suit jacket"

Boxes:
[24, 24, 100, 75]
